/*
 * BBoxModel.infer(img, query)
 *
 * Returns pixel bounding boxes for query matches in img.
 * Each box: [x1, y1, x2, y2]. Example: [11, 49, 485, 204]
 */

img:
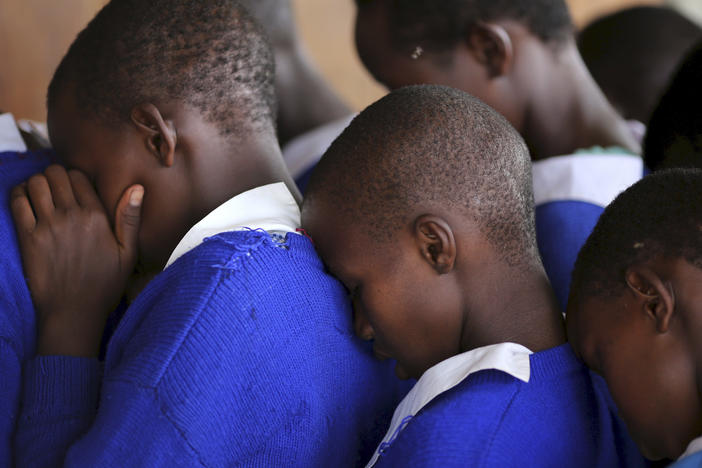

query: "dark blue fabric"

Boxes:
[0, 150, 53, 466]
[535, 200, 605, 310]
[15, 230, 410, 467]
[375, 344, 648, 467]
[295, 164, 316, 195]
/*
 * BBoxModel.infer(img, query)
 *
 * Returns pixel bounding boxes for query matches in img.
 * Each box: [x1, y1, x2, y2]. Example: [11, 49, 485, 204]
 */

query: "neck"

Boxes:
[137, 132, 300, 292]
[521, 42, 640, 160]
[193, 133, 301, 217]
[459, 262, 566, 353]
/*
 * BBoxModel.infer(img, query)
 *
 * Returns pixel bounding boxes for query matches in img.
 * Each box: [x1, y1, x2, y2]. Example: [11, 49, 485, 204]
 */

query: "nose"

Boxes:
[353, 299, 374, 341]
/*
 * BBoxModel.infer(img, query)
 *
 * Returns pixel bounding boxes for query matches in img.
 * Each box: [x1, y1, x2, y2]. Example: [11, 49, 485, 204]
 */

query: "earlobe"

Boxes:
[466, 23, 513, 78]
[130, 104, 177, 167]
[414, 215, 456, 275]
[625, 266, 675, 333]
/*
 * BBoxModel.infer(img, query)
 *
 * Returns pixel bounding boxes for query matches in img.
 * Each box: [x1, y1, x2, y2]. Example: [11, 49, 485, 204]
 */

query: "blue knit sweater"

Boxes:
[0, 150, 53, 466]
[374, 344, 648, 467]
[14, 230, 409, 467]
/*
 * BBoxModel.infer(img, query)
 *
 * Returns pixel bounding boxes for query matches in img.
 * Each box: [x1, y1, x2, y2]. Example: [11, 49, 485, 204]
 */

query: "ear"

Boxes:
[465, 23, 513, 79]
[413, 215, 456, 275]
[625, 265, 675, 333]
[130, 103, 177, 167]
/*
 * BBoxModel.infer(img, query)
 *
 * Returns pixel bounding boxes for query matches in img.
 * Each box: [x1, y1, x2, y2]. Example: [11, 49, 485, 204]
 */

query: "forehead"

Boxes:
[302, 196, 379, 276]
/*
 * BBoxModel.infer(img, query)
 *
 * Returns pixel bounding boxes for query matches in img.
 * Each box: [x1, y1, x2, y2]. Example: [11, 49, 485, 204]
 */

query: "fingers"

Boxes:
[114, 184, 144, 269]
[26, 173, 54, 219]
[10, 184, 37, 234]
[67, 170, 103, 210]
[44, 165, 77, 209]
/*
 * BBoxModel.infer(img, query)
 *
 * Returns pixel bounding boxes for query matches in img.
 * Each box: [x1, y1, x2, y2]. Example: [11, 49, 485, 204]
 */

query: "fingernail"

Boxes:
[130, 186, 144, 207]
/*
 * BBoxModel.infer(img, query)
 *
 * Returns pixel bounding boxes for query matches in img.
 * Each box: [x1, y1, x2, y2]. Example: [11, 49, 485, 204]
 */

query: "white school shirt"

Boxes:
[282, 114, 355, 179]
[532, 151, 643, 208]
[0, 113, 27, 152]
[164, 182, 301, 269]
[366, 342, 533, 468]
[679, 436, 702, 461]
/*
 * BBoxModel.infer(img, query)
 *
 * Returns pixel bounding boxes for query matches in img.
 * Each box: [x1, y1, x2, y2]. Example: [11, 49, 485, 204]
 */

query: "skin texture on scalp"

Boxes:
[48, 0, 277, 141]
[305, 84, 538, 268]
[569, 169, 702, 302]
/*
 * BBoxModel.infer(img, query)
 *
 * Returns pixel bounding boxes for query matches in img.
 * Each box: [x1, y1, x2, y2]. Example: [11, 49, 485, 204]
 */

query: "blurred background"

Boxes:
[0, 0, 698, 121]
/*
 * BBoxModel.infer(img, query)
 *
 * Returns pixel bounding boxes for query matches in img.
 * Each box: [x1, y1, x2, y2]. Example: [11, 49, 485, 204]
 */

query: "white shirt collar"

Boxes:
[165, 182, 300, 269]
[680, 436, 702, 460]
[366, 342, 533, 467]
[0, 113, 28, 152]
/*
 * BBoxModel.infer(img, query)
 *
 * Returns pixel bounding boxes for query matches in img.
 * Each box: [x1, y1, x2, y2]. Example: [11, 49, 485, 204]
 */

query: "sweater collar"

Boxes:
[165, 182, 300, 269]
[366, 342, 533, 467]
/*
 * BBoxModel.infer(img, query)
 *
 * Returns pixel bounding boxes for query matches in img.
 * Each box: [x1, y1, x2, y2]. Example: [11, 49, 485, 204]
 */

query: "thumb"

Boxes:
[114, 184, 144, 268]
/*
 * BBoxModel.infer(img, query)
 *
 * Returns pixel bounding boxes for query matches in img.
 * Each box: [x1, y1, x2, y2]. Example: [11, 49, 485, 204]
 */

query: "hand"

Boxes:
[11, 165, 144, 357]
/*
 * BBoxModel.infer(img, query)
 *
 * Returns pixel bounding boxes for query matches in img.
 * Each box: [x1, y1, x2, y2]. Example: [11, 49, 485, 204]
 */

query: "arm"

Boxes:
[10, 165, 144, 466]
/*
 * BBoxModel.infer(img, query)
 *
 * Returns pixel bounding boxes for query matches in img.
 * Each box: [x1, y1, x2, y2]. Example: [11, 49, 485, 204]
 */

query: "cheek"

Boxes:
[604, 342, 701, 460]
[365, 268, 462, 374]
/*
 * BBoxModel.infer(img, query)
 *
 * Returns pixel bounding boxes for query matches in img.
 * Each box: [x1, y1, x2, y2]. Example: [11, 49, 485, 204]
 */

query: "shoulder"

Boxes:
[377, 370, 525, 467]
[105, 230, 351, 386]
[378, 345, 632, 468]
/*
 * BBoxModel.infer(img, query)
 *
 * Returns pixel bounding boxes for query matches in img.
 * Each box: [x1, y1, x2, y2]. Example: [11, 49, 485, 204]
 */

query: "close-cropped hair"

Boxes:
[48, 0, 276, 139]
[578, 6, 702, 123]
[570, 169, 702, 301]
[305, 84, 538, 267]
[356, 0, 573, 53]
[644, 40, 702, 171]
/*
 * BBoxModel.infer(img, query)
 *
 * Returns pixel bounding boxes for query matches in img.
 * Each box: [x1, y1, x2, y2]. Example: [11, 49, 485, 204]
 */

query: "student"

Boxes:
[10, 1, 407, 466]
[237, 0, 355, 191]
[644, 41, 702, 172]
[350, 0, 644, 310]
[0, 113, 53, 467]
[566, 169, 702, 465]
[302, 85, 646, 467]
[238, 0, 352, 147]
[578, 6, 702, 127]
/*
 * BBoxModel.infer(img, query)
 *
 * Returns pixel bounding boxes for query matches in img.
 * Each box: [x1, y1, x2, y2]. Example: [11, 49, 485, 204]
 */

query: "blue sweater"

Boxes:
[14, 230, 409, 467]
[375, 344, 648, 467]
[0, 150, 53, 466]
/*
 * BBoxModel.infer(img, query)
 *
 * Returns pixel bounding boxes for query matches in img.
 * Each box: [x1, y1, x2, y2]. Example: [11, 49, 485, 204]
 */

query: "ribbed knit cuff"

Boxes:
[22, 356, 100, 416]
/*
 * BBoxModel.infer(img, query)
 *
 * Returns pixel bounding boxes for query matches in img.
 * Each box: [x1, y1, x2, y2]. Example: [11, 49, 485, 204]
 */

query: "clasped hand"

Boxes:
[11, 165, 144, 357]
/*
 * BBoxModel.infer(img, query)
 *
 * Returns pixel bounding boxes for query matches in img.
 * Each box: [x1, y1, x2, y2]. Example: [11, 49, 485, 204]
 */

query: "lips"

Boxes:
[372, 345, 391, 361]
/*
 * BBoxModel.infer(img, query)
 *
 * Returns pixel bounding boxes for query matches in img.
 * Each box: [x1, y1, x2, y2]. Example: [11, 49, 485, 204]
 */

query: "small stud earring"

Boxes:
[411, 45, 424, 60]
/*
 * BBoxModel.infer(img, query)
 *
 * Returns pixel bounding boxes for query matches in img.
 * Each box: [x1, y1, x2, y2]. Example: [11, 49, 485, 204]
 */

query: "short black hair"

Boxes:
[578, 6, 702, 123]
[304, 84, 538, 267]
[48, 0, 276, 139]
[570, 169, 702, 302]
[644, 40, 702, 172]
[356, 0, 573, 53]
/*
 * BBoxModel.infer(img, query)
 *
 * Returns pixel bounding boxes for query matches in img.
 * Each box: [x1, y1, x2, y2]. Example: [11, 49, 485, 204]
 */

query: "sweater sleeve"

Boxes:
[14, 356, 100, 467]
[0, 339, 21, 467]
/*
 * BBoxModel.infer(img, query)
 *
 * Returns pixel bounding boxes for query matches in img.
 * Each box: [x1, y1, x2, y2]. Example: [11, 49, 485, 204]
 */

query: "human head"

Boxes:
[578, 6, 702, 123]
[566, 169, 702, 460]
[47, 0, 278, 272]
[353, 0, 573, 132]
[644, 40, 702, 172]
[302, 85, 539, 379]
